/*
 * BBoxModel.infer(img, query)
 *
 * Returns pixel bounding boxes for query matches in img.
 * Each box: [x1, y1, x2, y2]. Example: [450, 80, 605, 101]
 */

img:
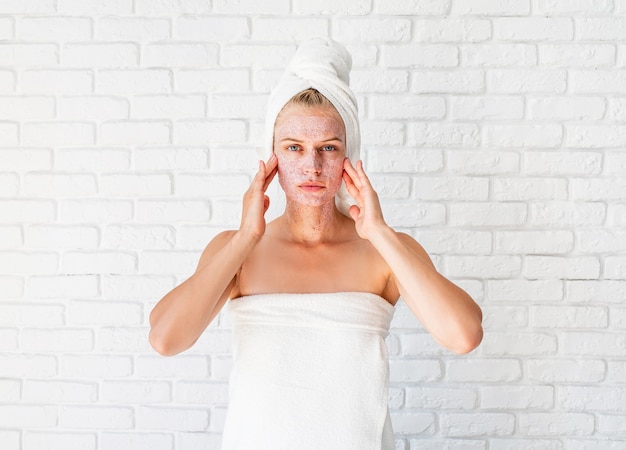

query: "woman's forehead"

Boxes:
[274, 106, 346, 141]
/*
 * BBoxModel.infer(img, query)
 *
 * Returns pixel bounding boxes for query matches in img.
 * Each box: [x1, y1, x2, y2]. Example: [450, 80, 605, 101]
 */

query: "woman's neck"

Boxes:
[281, 201, 346, 245]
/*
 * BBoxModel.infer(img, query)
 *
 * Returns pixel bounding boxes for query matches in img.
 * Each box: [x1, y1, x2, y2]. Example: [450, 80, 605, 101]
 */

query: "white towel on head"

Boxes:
[260, 38, 361, 216]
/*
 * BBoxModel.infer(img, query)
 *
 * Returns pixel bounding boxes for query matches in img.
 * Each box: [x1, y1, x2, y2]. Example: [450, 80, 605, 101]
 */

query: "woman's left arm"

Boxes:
[343, 159, 483, 354]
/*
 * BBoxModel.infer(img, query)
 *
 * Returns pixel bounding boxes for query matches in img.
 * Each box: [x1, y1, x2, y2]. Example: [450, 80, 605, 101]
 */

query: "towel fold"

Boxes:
[221, 292, 395, 450]
[260, 38, 361, 215]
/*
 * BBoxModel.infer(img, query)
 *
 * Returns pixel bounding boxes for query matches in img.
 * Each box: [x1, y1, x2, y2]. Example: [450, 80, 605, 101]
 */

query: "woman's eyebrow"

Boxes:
[280, 136, 344, 143]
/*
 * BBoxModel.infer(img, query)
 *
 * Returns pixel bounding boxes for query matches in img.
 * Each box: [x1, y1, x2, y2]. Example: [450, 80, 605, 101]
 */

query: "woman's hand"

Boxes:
[342, 159, 389, 241]
[240, 154, 278, 241]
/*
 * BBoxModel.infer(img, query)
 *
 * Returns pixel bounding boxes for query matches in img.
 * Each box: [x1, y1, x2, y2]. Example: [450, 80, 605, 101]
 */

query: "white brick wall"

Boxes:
[1, 1, 625, 448]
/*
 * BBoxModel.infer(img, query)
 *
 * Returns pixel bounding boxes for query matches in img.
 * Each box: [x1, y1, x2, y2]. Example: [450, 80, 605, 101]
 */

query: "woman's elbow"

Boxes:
[452, 325, 483, 355]
[149, 328, 180, 357]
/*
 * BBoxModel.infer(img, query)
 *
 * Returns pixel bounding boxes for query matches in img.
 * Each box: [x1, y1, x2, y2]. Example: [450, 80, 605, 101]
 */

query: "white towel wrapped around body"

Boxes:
[260, 38, 361, 216]
[220, 292, 395, 450]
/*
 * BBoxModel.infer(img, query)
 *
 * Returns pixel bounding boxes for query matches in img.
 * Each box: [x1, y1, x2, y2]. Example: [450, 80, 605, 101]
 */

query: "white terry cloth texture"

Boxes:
[221, 292, 395, 450]
[260, 38, 361, 216]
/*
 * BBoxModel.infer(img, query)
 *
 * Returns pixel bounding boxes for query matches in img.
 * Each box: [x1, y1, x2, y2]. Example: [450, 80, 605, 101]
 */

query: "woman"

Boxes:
[149, 39, 483, 449]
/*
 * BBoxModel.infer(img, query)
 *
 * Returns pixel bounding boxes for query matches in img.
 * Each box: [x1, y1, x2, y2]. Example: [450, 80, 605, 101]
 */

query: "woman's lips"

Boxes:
[298, 183, 325, 192]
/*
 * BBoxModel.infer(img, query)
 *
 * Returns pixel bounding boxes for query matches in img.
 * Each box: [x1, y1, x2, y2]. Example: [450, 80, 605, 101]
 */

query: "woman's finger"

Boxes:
[343, 158, 362, 189]
[262, 155, 278, 191]
[342, 170, 360, 200]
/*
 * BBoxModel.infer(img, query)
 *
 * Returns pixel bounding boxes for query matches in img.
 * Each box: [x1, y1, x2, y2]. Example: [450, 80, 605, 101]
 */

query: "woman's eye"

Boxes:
[287, 145, 299, 151]
[322, 145, 335, 151]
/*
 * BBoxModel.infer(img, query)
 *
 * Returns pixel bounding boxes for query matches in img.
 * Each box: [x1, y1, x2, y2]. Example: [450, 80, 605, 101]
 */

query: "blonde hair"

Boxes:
[275, 88, 342, 125]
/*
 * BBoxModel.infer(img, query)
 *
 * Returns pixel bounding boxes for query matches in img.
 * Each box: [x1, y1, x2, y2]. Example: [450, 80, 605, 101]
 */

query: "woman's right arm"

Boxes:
[149, 156, 278, 356]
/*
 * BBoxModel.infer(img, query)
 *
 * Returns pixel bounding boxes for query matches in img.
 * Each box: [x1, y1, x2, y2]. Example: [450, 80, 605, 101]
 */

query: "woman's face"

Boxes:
[273, 104, 346, 207]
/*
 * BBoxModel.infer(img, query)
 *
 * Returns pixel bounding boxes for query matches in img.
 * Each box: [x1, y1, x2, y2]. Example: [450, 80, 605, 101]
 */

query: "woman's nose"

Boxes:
[302, 150, 322, 175]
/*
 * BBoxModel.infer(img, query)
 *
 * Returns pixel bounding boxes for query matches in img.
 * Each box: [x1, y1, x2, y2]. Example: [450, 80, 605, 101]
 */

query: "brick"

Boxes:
[408, 123, 480, 148]
[605, 256, 626, 280]
[26, 225, 98, 249]
[527, 358, 606, 383]
[173, 120, 246, 144]
[293, 0, 371, 14]
[568, 125, 626, 148]
[98, 327, 152, 353]
[0, 251, 58, 275]
[60, 406, 134, 430]
[62, 251, 136, 276]
[28, 274, 99, 298]
[390, 412, 436, 435]
[132, 95, 205, 119]
[530, 201, 605, 227]
[482, 305, 528, 329]
[482, 332, 557, 356]
[22, 173, 96, 198]
[23, 433, 96, 450]
[370, 95, 444, 120]
[210, 354, 232, 380]
[0, 171, 18, 196]
[415, 18, 491, 42]
[381, 202, 446, 227]
[103, 225, 173, 250]
[0, 149, 52, 171]
[538, 0, 613, 13]
[562, 332, 626, 357]
[0, 44, 57, 66]
[100, 121, 171, 146]
[539, 44, 615, 67]
[374, 0, 449, 14]
[0, 354, 57, 377]
[23, 380, 96, 403]
[137, 406, 209, 431]
[136, 355, 209, 378]
[138, 250, 197, 275]
[452, 0, 530, 15]
[566, 280, 626, 303]
[135, 0, 210, 14]
[389, 359, 442, 382]
[175, 381, 229, 405]
[0, 0, 54, 13]
[570, 70, 626, 94]
[447, 359, 521, 382]
[572, 178, 626, 200]
[351, 69, 408, 94]
[21, 70, 93, 95]
[100, 433, 173, 450]
[609, 203, 626, 227]
[333, 18, 411, 42]
[96, 18, 170, 41]
[607, 98, 626, 122]
[0, 123, 18, 146]
[102, 275, 174, 301]
[0, 276, 23, 297]
[135, 200, 210, 223]
[559, 386, 626, 412]
[59, 200, 133, 223]
[494, 18, 574, 41]
[213, 0, 289, 13]
[398, 332, 446, 356]
[68, 300, 143, 326]
[462, 44, 537, 67]
[495, 230, 573, 254]
[523, 150, 602, 176]
[577, 18, 626, 40]
[176, 69, 249, 94]
[449, 151, 519, 176]
[413, 176, 488, 201]
[441, 413, 515, 436]
[0, 405, 58, 428]
[415, 229, 491, 255]
[525, 256, 600, 280]
[0, 96, 54, 120]
[144, 44, 218, 68]
[19, 17, 91, 41]
[367, 148, 442, 173]
[178, 432, 222, 448]
[59, 355, 133, 378]
[446, 255, 521, 279]
[57, 0, 132, 14]
[488, 69, 566, 93]
[209, 94, 267, 120]
[0, 379, 20, 402]
[414, 70, 485, 93]
[406, 386, 477, 409]
[22, 328, 94, 352]
[134, 147, 209, 170]
[529, 97, 605, 121]
[450, 96, 523, 120]
[63, 43, 138, 68]
[486, 124, 563, 148]
[578, 230, 626, 254]
[597, 414, 626, 437]
[481, 385, 553, 409]
[175, 16, 249, 41]
[489, 439, 565, 449]
[532, 305, 608, 328]
[101, 380, 170, 403]
[97, 70, 172, 95]
[22, 122, 94, 146]
[221, 44, 294, 68]
[252, 18, 328, 42]
[0, 303, 63, 326]
[55, 148, 130, 171]
[383, 44, 459, 68]
[605, 152, 626, 174]
[100, 173, 171, 197]
[518, 412, 594, 436]
[0, 71, 15, 93]
[449, 202, 527, 227]
[58, 96, 129, 120]
[0, 329, 18, 351]
[495, 177, 568, 201]
[369, 175, 410, 199]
